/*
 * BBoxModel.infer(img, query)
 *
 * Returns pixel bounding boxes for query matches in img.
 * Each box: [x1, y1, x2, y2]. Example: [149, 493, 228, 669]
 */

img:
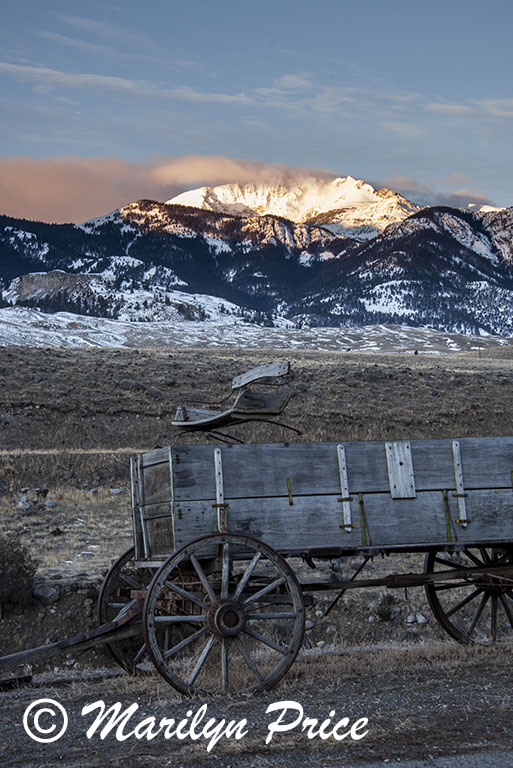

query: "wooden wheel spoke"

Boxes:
[434, 556, 462, 569]
[163, 626, 171, 653]
[479, 548, 492, 564]
[154, 615, 207, 624]
[444, 587, 483, 617]
[243, 576, 286, 606]
[132, 643, 146, 666]
[491, 595, 498, 642]
[243, 626, 288, 655]
[220, 639, 228, 693]
[246, 611, 298, 620]
[235, 635, 263, 682]
[188, 635, 216, 685]
[221, 542, 230, 599]
[233, 552, 262, 600]
[464, 549, 485, 568]
[119, 572, 143, 589]
[163, 580, 207, 609]
[498, 594, 513, 629]
[466, 592, 490, 639]
[425, 548, 513, 646]
[163, 627, 208, 660]
[190, 554, 216, 604]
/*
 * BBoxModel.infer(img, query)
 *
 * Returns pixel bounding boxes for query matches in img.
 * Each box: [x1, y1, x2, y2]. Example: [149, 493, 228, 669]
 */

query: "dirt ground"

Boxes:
[1, 345, 513, 766]
[1, 643, 512, 767]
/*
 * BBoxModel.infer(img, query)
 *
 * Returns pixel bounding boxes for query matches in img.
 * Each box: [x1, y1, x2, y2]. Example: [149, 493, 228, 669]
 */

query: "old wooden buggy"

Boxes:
[2, 362, 513, 695]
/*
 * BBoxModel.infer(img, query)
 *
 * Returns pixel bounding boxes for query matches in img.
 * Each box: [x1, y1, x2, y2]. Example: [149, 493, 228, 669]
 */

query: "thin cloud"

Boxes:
[375, 174, 493, 208]
[384, 121, 424, 137]
[255, 73, 314, 97]
[445, 171, 474, 186]
[0, 62, 251, 104]
[474, 98, 513, 118]
[37, 31, 203, 71]
[448, 188, 491, 206]
[1, 58, 484, 123]
[425, 102, 473, 115]
[38, 31, 121, 58]
[0, 58, 435, 119]
[58, 14, 155, 52]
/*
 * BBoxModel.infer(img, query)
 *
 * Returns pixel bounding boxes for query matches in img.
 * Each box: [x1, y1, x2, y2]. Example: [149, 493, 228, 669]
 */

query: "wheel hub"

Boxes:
[207, 599, 246, 637]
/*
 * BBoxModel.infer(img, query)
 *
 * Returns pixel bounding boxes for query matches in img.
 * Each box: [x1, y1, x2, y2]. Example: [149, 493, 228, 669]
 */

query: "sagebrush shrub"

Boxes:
[0, 535, 38, 607]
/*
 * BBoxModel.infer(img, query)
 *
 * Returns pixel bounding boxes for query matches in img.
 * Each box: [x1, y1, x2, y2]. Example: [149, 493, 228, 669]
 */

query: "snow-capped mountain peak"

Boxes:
[2, 176, 512, 338]
[166, 175, 422, 240]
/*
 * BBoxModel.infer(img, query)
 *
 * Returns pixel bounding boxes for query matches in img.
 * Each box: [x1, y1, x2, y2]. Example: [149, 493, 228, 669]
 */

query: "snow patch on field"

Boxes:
[0, 307, 509, 354]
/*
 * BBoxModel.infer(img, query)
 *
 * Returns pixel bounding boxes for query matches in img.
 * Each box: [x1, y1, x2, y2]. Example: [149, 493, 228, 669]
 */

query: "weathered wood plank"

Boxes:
[168, 437, 513, 502]
[171, 488, 513, 554]
[385, 441, 416, 498]
[446, 489, 513, 544]
[172, 494, 352, 552]
[130, 456, 144, 561]
[231, 362, 289, 389]
[140, 457, 172, 505]
[171, 392, 291, 430]
[140, 447, 170, 466]
[143, 515, 174, 557]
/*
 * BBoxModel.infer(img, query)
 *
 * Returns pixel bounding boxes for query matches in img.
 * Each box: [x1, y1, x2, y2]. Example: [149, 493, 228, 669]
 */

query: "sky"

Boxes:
[0, 0, 512, 222]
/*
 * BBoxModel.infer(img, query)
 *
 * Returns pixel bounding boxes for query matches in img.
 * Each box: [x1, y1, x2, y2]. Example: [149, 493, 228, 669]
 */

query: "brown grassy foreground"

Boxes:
[1, 641, 512, 767]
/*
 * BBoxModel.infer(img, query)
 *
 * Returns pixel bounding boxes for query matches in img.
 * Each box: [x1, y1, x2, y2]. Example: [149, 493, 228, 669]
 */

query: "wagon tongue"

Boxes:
[0, 599, 143, 675]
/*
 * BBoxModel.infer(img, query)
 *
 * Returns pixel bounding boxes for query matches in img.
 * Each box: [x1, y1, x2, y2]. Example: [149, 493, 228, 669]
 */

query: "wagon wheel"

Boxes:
[97, 547, 151, 673]
[143, 533, 305, 695]
[424, 547, 513, 643]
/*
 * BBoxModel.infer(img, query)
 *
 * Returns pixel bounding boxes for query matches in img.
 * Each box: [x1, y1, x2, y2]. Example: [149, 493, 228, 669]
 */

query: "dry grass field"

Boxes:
[2, 343, 513, 467]
[1, 344, 513, 766]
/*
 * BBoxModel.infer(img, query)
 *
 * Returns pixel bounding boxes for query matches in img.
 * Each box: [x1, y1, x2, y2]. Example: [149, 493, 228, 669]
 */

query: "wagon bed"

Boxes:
[132, 436, 513, 563]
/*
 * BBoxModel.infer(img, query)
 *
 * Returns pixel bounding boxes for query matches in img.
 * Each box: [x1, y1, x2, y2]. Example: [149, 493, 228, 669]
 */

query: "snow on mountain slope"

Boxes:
[369, 207, 503, 274]
[477, 207, 513, 264]
[4, 269, 293, 326]
[167, 176, 422, 241]
[80, 199, 337, 256]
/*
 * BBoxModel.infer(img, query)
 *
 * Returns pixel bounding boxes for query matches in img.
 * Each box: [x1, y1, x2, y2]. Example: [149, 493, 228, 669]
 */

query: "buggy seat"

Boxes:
[172, 361, 296, 435]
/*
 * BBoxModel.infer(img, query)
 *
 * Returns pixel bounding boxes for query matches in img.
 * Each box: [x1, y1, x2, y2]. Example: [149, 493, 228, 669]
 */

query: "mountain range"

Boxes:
[1, 175, 512, 335]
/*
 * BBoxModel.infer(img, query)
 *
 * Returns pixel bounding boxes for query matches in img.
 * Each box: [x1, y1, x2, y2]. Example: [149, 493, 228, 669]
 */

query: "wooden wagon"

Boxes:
[2, 365, 513, 695]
